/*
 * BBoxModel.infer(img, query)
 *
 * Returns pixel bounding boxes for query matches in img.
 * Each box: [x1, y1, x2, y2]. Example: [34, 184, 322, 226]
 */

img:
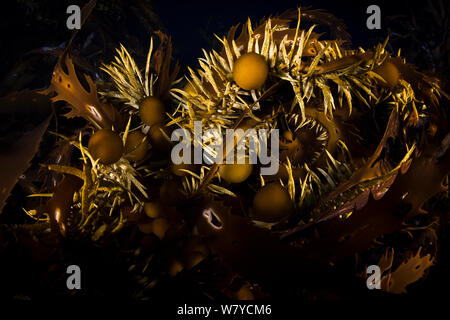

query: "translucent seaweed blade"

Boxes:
[212, 50, 232, 73]
[247, 18, 254, 53]
[293, 30, 306, 70]
[305, 42, 330, 77]
[199, 60, 221, 95]
[121, 44, 144, 87]
[215, 35, 234, 71]
[232, 39, 242, 59]
[284, 157, 296, 201]
[0, 111, 52, 214]
[287, 8, 302, 67]
[187, 67, 212, 99]
[207, 184, 237, 197]
[144, 37, 154, 97]
[316, 79, 336, 119]
[261, 19, 272, 59]
[279, 34, 290, 67]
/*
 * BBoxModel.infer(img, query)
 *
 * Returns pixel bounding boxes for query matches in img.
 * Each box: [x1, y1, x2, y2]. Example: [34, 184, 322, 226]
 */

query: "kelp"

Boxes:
[0, 91, 52, 213]
[375, 247, 435, 294]
[44, 54, 123, 130]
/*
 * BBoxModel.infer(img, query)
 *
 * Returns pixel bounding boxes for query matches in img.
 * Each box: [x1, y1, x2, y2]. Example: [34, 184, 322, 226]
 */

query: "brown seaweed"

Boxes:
[151, 31, 180, 101]
[378, 247, 435, 294]
[45, 54, 123, 130]
[0, 91, 52, 213]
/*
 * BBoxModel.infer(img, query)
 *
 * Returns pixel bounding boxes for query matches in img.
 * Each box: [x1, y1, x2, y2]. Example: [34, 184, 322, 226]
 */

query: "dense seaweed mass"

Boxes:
[0, 0, 448, 302]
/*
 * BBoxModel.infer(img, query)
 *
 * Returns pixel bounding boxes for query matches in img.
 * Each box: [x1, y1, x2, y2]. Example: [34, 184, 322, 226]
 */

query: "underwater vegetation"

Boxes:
[0, 0, 449, 301]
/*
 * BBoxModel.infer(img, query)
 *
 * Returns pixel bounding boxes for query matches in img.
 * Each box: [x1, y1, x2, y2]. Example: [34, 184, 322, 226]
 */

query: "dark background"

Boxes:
[1, 0, 445, 93]
[152, 0, 402, 65]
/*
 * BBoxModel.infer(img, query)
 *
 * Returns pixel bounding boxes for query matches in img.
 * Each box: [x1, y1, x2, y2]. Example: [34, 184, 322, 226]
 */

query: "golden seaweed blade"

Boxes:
[167, 7, 445, 228]
[74, 159, 145, 239]
[179, 165, 237, 198]
[375, 247, 435, 294]
[169, 8, 386, 166]
[100, 39, 156, 109]
[28, 131, 148, 240]
[29, 32, 183, 241]
[100, 32, 179, 111]
[169, 17, 286, 129]
[37, 34, 181, 238]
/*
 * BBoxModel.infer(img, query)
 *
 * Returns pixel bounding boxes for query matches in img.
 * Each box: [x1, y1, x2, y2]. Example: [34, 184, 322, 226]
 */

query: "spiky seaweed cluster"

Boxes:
[19, 7, 448, 298]
[34, 8, 442, 242]
[167, 9, 441, 221]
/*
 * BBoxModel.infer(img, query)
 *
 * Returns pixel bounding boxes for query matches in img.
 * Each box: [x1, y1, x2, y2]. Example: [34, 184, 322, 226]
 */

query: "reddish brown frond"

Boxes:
[48, 54, 121, 130]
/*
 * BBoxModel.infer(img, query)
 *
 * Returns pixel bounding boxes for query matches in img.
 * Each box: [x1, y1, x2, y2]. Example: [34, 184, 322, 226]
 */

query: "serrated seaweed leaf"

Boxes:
[46, 54, 122, 130]
[292, 139, 450, 262]
[381, 247, 434, 294]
